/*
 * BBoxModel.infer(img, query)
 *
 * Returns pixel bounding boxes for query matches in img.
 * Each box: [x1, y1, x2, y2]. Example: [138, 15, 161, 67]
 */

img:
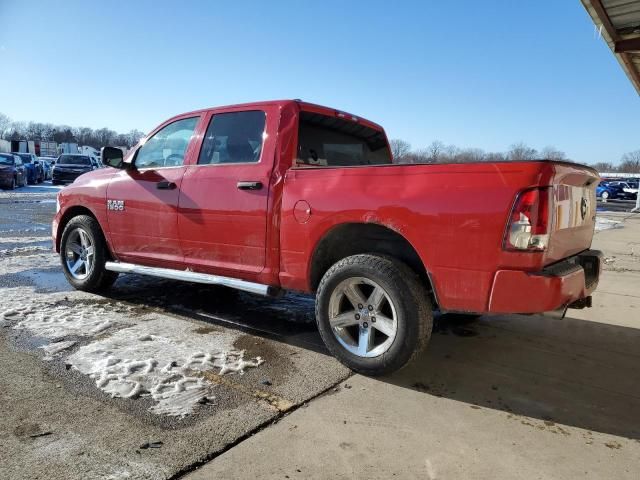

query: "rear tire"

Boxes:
[60, 215, 118, 292]
[315, 254, 432, 376]
[601, 191, 609, 200]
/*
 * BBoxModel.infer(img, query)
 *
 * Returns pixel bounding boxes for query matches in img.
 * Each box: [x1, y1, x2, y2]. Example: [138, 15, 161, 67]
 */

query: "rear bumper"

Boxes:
[488, 250, 602, 314]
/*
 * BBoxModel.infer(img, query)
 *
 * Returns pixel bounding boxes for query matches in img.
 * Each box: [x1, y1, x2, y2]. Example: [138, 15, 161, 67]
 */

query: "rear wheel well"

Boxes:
[309, 223, 436, 306]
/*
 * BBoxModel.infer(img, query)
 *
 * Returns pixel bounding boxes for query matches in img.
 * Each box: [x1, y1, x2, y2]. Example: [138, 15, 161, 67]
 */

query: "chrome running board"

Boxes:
[104, 261, 276, 296]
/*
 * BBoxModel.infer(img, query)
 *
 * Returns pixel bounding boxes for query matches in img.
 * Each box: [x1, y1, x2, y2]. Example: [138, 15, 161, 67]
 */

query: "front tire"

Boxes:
[60, 215, 118, 292]
[601, 191, 609, 200]
[315, 254, 433, 376]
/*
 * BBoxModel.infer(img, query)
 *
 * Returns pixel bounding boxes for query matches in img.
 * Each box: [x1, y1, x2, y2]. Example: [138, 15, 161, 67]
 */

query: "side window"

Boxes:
[15, 156, 22, 166]
[135, 117, 198, 169]
[198, 111, 265, 165]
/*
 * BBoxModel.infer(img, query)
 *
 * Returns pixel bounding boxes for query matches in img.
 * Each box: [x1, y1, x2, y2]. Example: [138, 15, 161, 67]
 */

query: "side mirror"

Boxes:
[102, 146, 125, 169]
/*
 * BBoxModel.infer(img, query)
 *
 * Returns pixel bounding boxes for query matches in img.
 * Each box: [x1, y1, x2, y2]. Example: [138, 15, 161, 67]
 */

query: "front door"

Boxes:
[106, 115, 200, 268]
[178, 109, 275, 277]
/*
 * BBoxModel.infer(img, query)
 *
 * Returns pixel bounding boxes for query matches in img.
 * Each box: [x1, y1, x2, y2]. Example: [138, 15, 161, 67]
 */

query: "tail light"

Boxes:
[504, 187, 552, 251]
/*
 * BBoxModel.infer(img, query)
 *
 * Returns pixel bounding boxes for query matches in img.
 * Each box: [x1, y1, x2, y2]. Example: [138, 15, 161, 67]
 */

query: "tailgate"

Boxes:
[546, 163, 600, 264]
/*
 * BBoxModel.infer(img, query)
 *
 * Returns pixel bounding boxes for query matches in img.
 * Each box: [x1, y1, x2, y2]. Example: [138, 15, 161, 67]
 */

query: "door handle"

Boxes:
[237, 181, 263, 190]
[156, 181, 176, 190]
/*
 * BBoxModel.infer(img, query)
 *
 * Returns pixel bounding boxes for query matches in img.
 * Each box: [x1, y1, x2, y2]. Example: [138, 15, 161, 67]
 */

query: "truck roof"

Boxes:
[166, 99, 385, 132]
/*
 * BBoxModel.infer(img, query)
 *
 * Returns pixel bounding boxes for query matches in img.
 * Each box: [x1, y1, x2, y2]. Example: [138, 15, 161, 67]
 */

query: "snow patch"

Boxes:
[595, 217, 623, 232]
[0, 226, 49, 233]
[0, 250, 58, 275]
[68, 318, 264, 417]
[41, 340, 77, 360]
[9, 290, 131, 340]
[0, 245, 51, 256]
[0, 235, 50, 245]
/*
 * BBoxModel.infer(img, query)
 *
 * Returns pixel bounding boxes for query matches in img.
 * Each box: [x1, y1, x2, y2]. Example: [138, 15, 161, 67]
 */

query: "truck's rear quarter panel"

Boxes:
[280, 161, 599, 313]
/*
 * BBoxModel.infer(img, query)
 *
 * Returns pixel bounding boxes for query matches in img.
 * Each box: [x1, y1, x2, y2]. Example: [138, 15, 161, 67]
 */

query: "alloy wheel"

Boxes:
[64, 227, 95, 280]
[328, 277, 398, 358]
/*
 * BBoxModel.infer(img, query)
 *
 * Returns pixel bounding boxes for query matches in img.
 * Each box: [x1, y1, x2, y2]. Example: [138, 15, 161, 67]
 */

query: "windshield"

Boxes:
[58, 155, 91, 165]
[16, 153, 32, 163]
[296, 111, 391, 167]
[0, 154, 14, 165]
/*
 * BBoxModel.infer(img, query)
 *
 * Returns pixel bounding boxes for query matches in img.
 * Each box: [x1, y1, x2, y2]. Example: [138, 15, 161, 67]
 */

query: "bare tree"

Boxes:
[126, 129, 145, 147]
[8, 121, 26, 141]
[390, 139, 411, 162]
[455, 148, 485, 163]
[0, 111, 144, 149]
[402, 149, 431, 164]
[425, 140, 445, 163]
[591, 162, 614, 173]
[0, 113, 11, 140]
[484, 151, 506, 162]
[444, 144, 459, 161]
[507, 142, 538, 161]
[620, 150, 640, 173]
[540, 146, 567, 161]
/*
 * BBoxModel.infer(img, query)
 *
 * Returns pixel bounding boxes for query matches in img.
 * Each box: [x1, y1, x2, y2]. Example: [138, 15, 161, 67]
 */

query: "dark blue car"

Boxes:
[12, 152, 44, 184]
[596, 182, 625, 200]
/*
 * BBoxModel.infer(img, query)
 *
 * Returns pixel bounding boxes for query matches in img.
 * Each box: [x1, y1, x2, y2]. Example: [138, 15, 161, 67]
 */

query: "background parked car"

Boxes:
[0, 153, 27, 189]
[607, 180, 638, 200]
[596, 182, 626, 200]
[38, 156, 56, 180]
[12, 152, 44, 184]
[52, 154, 98, 185]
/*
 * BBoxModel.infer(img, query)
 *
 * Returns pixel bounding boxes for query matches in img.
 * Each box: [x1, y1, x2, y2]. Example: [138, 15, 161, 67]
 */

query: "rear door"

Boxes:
[106, 115, 201, 268]
[178, 107, 277, 277]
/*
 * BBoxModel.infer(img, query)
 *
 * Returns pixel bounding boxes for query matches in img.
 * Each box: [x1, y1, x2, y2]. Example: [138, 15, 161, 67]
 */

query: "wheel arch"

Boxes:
[56, 205, 112, 256]
[308, 222, 438, 307]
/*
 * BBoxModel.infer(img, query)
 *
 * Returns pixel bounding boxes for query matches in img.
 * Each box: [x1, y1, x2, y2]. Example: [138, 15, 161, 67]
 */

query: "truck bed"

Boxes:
[280, 160, 599, 313]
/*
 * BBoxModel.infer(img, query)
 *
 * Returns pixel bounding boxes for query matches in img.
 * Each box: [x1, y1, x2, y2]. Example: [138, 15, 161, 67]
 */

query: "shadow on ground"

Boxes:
[74, 274, 640, 441]
[385, 313, 640, 441]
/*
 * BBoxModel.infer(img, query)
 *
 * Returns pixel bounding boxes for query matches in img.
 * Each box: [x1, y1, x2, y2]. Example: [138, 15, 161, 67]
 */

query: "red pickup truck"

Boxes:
[53, 100, 602, 375]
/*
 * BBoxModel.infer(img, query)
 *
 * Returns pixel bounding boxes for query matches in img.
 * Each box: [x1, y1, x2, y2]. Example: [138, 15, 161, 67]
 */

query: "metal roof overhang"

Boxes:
[581, 0, 640, 95]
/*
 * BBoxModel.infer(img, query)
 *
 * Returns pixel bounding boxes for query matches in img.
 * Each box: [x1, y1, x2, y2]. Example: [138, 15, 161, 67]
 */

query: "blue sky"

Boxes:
[0, 0, 637, 164]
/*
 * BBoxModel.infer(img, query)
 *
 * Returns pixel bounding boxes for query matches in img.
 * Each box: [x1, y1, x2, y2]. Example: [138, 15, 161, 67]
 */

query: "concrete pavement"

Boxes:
[187, 212, 640, 479]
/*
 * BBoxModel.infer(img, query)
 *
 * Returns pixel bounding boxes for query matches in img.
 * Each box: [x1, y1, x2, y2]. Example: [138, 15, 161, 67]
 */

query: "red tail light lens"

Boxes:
[504, 187, 551, 251]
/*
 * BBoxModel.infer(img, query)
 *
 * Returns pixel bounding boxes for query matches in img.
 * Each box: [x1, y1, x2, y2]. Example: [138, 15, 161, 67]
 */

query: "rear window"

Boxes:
[0, 154, 14, 165]
[296, 111, 391, 167]
[59, 155, 91, 165]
